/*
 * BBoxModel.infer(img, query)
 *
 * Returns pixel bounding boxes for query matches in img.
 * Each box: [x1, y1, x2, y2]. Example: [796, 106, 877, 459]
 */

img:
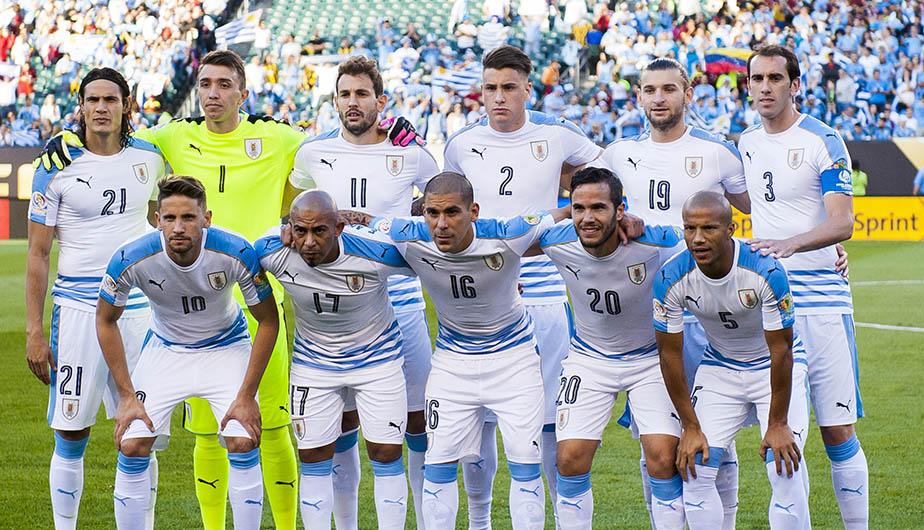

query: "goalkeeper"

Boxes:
[36, 49, 422, 530]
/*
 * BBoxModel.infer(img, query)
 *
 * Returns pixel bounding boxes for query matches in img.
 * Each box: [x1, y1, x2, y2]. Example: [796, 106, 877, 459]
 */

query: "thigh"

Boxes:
[488, 349, 544, 464]
[103, 314, 152, 419]
[797, 314, 862, 426]
[756, 362, 811, 449]
[124, 341, 193, 440]
[290, 365, 346, 450]
[528, 302, 572, 424]
[395, 309, 432, 413]
[424, 359, 483, 464]
[48, 305, 110, 431]
[198, 342, 255, 439]
[625, 357, 682, 438]
[354, 360, 408, 445]
[693, 365, 752, 451]
[555, 354, 617, 442]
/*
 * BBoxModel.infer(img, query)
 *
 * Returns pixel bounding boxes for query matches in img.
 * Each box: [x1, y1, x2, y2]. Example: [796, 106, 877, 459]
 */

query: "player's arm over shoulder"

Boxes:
[635, 225, 683, 248]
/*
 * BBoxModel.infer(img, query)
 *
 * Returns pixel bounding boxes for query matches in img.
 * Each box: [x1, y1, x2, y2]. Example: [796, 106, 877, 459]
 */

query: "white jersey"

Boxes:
[256, 225, 416, 371]
[29, 139, 168, 314]
[539, 222, 681, 361]
[593, 126, 747, 226]
[289, 128, 440, 314]
[653, 240, 806, 370]
[373, 213, 555, 355]
[100, 227, 273, 352]
[739, 114, 854, 316]
[443, 111, 601, 305]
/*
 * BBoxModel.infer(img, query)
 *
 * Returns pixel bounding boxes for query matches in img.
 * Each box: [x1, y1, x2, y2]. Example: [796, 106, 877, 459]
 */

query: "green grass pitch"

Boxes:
[1, 240, 922, 528]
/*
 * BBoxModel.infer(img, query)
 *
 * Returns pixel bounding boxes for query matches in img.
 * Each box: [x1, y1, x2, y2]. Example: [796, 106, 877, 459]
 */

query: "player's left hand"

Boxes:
[835, 243, 849, 278]
[380, 116, 426, 147]
[746, 237, 798, 260]
[222, 395, 262, 446]
[280, 223, 296, 249]
[617, 213, 645, 244]
[760, 423, 801, 477]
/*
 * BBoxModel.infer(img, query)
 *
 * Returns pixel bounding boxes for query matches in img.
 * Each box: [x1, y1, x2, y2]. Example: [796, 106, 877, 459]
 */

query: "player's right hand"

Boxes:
[32, 130, 82, 171]
[760, 423, 801, 477]
[676, 426, 710, 481]
[222, 395, 262, 446]
[114, 395, 154, 449]
[26, 332, 55, 385]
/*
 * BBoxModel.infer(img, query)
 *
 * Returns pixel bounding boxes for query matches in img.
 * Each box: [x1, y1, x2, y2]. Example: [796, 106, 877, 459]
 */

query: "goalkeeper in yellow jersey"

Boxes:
[36, 49, 422, 530]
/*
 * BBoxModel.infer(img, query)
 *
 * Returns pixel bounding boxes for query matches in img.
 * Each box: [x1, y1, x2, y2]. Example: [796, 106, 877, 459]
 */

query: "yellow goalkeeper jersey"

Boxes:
[134, 113, 306, 302]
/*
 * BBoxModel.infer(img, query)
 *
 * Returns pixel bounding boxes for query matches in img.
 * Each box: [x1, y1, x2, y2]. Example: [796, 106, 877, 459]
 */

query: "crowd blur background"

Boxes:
[1, 0, 922, 161]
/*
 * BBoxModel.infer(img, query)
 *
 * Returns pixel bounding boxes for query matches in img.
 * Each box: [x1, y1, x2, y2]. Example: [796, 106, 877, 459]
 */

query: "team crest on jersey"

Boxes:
[293, 418, 307, 440]
[684, 156, 703, 178]
[102, 274, 119, 296]
[375, 218, 392, 234]
[132, 163, 149, 184]
[30, 191, 47, 215]
[530, 140, 549, 162]
[738, 288, 758, 309]
[244, 138, 263, 160]
[386, 155, 404, 176]
[778, 292, 794, 315]
[208, 271, 228, 291]
[787, 148, 805, 170]
[522, 214, 541, 225]
[653, 299, 668, 323]
[627, 263, 647, 285]
[557, 408, 570, 430]
[345, 274, 365, 292]
[483, 253, 504, 271]
[63, 398, 79, 420]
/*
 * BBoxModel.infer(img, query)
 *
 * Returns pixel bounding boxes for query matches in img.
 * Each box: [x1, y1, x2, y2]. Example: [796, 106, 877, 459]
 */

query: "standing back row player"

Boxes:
[26, 68, 168, 530]
[442, 45, 602, 527]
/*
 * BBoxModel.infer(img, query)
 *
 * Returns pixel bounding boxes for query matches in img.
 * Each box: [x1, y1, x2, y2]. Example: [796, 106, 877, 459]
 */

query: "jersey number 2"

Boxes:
[499, 166, 514, 196]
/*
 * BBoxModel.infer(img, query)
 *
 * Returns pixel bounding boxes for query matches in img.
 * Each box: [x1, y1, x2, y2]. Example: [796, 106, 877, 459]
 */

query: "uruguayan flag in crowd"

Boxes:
[215, 9, 262, 47]
[431, 65, 483, 94]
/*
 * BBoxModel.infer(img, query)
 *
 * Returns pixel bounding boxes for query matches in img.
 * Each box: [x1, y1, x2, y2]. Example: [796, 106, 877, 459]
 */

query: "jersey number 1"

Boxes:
[350, 178, 367, 208]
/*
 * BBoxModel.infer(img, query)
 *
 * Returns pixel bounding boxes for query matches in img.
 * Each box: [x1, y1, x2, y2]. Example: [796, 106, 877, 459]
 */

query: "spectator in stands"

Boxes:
[616, 99, 642, 138]
[543, 85, 566, 115]
[851, 160, 869, 196]
[446, 102, 466, 137]
[455, 16, 478, 52]
[305, 30, 328, 55]
[483, 0, 511, 23]
[477, 16, 508, 53]
[541, 60, 560, 95]
[39, 94, 60, 124]
[835, 69, 857, 113]
[913, 168, 924, 196]
[352, 39, 372, 59]
[17, 93, 38, 123]
[0, 123, 11, 146]
[16, 63, 33, 101]
[403, 23, 423, 48]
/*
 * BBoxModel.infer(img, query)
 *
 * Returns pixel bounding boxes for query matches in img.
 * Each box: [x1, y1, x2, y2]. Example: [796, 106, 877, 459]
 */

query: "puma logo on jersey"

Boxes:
[280, 270, 298, 282]
[197, 478, 219, 489]
[519, 485, 541, 497]
[120, 250, 129, 263]
[470, 147, 486, 160]
[275, 480, 296, 488]
[420, 257, 440, 271]
[76, 176, 93, 188]
[691, 385, 704, 407]
[793, 428, 805, 441]
[835, 399, 852, 412]
[745, 151, 753, 163]
[565, 265, 581, 279]
[148, 279, 165, 291]
[684, 295, 702, 309]
[302, 499, 323, 510]
[627, 157, 640, 170]
[321, 158, 336, 170]
[187, 143, 203, 155]
[387, 421, 404, 433]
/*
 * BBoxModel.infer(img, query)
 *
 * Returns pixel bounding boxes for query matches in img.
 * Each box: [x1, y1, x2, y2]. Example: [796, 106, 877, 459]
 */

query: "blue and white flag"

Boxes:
[215, 9, 263, 47]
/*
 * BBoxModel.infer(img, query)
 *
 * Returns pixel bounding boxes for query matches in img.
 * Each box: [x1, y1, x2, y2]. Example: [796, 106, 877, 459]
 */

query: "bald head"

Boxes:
[682, 191, 732, 226]
[423, 171, 474, 207]
[291, 189, 338, 222]
[288, 190, 343, 266]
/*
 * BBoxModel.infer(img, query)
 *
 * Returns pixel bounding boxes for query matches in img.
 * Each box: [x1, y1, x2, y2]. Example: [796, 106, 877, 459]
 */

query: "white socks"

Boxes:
[649, 474, 685, 529]
[717, 442, 740, 530]
[463, 422, 497, 529]
[50, 433, 88, 530]
[114, 452, 151, 530]
[765, 450, 809, 529]
[422, 463, 459, 529]
[145, 452, 158, 530]
[300, 459, 334, 529]
[332, 429, 361, 530]
[826, 435, 869, 529]
[371, 457, 408, 529]
[227, 448, 264, 529]
[406, 432, 427, 528]
[556, 471, 593, 530]
[681, 462, 723, 528]
[541, 427, 559, 524]
[508, 462, 544, 530]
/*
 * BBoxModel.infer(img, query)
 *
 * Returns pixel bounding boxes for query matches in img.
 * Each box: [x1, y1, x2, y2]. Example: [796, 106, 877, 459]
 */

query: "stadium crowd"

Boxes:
[1, 0, 923, 147]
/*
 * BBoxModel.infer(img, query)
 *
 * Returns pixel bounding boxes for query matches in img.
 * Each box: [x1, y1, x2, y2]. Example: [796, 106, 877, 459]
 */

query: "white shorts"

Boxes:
[556, 353, 681, 441]
[123, 337, 251, 441]
[796, 314, 863, 426]
[425, 346, 544, 465]
[527, 302, 572, 425]
[396, 309, 432, 412]
[694, 362, 810, 452]
[290, 359, 407, 449]
[48, 305, 149, 430]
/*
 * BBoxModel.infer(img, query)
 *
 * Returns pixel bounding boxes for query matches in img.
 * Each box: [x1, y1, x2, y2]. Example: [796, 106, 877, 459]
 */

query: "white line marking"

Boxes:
[855, 322, 924, 333]
[852, 280, 924, 286]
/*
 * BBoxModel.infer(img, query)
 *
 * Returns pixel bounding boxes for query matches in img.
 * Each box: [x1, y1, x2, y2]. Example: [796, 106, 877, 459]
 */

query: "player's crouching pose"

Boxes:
[96, 176, 278, 530]
[654, 192, 809, 529]
[257, 190, 414, 530]
[532, 167, 686, 529]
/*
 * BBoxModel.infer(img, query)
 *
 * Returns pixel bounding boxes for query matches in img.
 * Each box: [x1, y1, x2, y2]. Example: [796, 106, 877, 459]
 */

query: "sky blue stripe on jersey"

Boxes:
[204, 227, 261, 275]
[689, 127, 742, 161]
[798, 115, 849, 164]
[128, 137, 165, 158]
[637, 225, 683, 247]
[388, 276, 418, 286]
[475, 215, 546, 240]
[518, 271, 559, 278]
[391, 298, 425, 306]
[342, 231, 408, 267]
[522, 290, 567, 298]
[31, 146, 85, 196]
[386, 287, 420, 296]
[520, 260, 560, 269]
[786, 269, 843, 276]
[155, 311, 249, 350]
[571, 334, 657, 360]
[255, 234, 285, 259]
[528, 110, 587, 137]
[47, 305, 60, 425]
[653, 250, 697, 303]
[105, 231, 163, 280]
[124, 302, 150, 310]
[521, 279, 566, 289]
[702, 345, 770, 371]
[56, 274, 103, 282]
[292, 319, 403, 371]
[736, 241, 790, 301]
[384, 217, 432, 242]
[791, 300, 854, 309]
[791, 288, 852, 297]
[842, 314, 864, 418]
[436, 312, 535, 355]
[539, 222, 578, 248]
[789, 277, 848, 286]
[299, 127, 339, 146]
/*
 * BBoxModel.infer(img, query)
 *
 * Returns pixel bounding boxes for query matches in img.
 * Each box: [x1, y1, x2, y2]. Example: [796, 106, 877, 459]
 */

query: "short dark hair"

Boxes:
[482, 45, 532, 77]
[157, 175, 207, 208]
[423, 172, 474, 206]
[641, 57, 691, 89]
[336, 56, 385, 97]
[200, 49, 247, 90]
[570, 167, 623, 208]
[77, 67, 133, 148]
[747, 45, 801, 82]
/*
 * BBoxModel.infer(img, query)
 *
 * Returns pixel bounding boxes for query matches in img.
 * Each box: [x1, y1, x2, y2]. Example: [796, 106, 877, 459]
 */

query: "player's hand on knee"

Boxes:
[835, 243, 849, 278]
[761, 423, 800, 478]
[33, 130, 82, 171]
[25, 333, 54, 385]
[677, 426, 710, 481]
[114, 396, 154, 449]
[617, 212, 645, 243]
[223, 395, 262, 446]
[381, 116, 426, 147]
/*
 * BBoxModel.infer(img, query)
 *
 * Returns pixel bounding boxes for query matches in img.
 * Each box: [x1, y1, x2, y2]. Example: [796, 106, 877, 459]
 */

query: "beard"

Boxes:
[340, 109, 378, 136]
[579, 219, 618, 249]
[646, 106, 684, 131]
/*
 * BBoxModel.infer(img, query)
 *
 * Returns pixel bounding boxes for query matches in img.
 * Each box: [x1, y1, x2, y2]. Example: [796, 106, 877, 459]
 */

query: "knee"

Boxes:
[367, 442, 402, 463]
[225, 436, 257, 454]
[340, 410, 360, 432]
[643, 444, 678, 478]
[820, 424, 855, 447]
[119, 437, 153, 457]
[56, 428, 90, 441]
[406, 410, 426, 433]
[556, 444, 592, 477]
[299, 443, 336, 463]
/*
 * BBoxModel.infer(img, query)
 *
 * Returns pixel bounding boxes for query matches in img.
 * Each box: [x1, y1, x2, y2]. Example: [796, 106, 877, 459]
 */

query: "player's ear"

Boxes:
[789, 77, 801, 99]
[154, 210, 162, 229]
[335, 220, 346, 236]
[377, 93, 388, 113]
[470, 201, 480, 221]
[238, 88, 249, 109]
[616, 200, 626, 220]
[204, 209, 212, 227]
[728, 220, 737, 238]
